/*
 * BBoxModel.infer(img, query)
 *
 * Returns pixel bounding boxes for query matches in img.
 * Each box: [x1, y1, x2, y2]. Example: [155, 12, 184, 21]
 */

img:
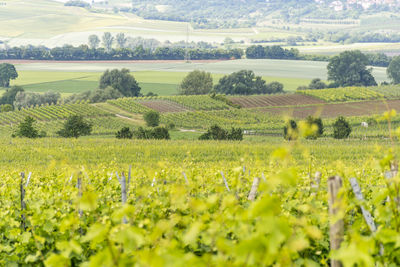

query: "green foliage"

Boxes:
[133, 126, 170, 139]
[0, 85, 24, 106]
[199, 124, 243, 140]
[99, 69, 141, 97]
[0, 104, 12, 112]
[102, 32, 114, 52]
[0, 63, 18, 88]
[88, 34, 100, 49]
[13, 91, 60, 109]
[13, 116, 45, 138]
[57, 115, 92, 138]
[305, 116, 324, 139]
[308, 78, 327, 90]
[179, 70, 213, 95]
[327, 51, 377, 87]
[333, 116, 352, 139]
[143, 110, 160, 127]
[66, 86, 123, 104]
[283, 119, 298, 141]
[209, 93, 241, 109]
[387, 56, 400, 84]
[64, 0, 90, 8]
[116, 127, 133, 139]
[214, 70, 284, 95]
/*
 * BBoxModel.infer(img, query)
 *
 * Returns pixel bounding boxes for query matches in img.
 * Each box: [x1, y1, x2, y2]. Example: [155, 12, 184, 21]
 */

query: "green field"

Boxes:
[1, 59, 388, 96]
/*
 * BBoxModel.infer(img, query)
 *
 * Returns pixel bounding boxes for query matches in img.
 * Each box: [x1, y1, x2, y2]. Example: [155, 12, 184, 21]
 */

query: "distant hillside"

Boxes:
[127, 0, 400, 28]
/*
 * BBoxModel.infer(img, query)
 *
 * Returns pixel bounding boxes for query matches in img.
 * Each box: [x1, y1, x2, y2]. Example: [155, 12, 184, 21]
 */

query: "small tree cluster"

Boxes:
[199, 125, 243, 141]
[116, 126, 170, 140]
[116, 127, 133, 139]
[13, 91, 60, 109]
[179, 70, 213, 95]
[13, 116, 46, 138]
[333, 116, 352, 139]
[134, 126, 170, 140]
[143, 111, 160, 127]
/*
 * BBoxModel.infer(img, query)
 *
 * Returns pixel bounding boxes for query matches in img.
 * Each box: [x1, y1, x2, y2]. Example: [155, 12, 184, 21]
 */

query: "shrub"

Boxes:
[366, 117, 378, 127]
[304, 116, 323, 139]
[116, 127, 133, 139]
[143, 111, 160, 127]
[57, 115, 92, 138]
[133, 126, 170, 140]
[167, 122, 176, 130]
[333, 116, 351, 139]
[13, 116, 44, 138]
[199, 125, 243, 141]
[283, 120, 298, 141]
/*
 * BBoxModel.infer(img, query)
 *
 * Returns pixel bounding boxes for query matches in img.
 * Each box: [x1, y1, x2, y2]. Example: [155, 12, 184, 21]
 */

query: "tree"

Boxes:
[13, 116, 45, 138]
[304, 116, 324, 139]
[179, 70, 213, 95]
[214, 70, 282, 95]
[57, 115, 92, 138]
[116, 33, 127, 49]
[199, 124, 243, 141]
[116, 127, 133, 139]
[88, 35, 100, 49]
[387, 56, 400, 84]
[0, 85, 24, 106]
[133, 126, 170, 140]
[308, 78, 327, 89]
[333, 116, 351, 139]
[102, 32, 114, 52]
[143, 110, 160, 127]
[283, 120, 298, 141]
[0, 63, 18, 87]
[327, 50, 377, 87]
[99, 69, 141, 97]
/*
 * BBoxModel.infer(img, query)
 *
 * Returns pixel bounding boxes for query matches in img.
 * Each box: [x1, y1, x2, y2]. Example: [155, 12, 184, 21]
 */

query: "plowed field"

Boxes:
[260, 99, 400, 118]
[138, 100, 190, 113]
[229, 94, 325, 108]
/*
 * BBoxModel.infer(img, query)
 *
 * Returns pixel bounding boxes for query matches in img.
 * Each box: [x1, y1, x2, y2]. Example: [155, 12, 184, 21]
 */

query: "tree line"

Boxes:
[0, 45, 243, 61]
[245, 45, 393, 67]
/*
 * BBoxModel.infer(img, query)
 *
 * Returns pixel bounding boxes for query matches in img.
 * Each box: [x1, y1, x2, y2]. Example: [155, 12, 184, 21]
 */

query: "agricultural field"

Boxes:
[1, 135, 400, 265]
[2, 59, 389, 97]
[228, 94, 325, 108]
[298, 87, 385, 102]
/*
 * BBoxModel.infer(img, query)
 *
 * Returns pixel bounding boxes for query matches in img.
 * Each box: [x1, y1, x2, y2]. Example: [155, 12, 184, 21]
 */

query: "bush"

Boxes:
[57, 115, 92, 138]
[13, 116, 44, 138]
[116, 127, 133, 139]
[308, 78, 327, 89]
[167, 122, 176, 130]
[133, 126, 170, 140]
[143, 110, 160, 127]
[283, 120, 298, 141]
[199, 125, 243, 141]
[304, 116, 323, 139]
[333, 116, 351, 139]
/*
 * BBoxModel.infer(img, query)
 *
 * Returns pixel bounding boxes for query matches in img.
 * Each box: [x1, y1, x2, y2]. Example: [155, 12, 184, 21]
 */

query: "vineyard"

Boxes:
[228, 94, 325, 108]
[298, 87, 384, 102]
[0, 137, 399, 265]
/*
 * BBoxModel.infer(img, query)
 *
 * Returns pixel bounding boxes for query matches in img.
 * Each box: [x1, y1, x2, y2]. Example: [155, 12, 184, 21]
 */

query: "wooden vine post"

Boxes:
[328, 176, 344, 267]
[20, 172, 26, 231]
[248, 177, 260, 201]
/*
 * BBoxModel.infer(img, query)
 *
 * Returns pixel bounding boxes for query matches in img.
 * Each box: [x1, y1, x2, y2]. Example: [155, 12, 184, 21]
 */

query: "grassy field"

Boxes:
[1, 59, 388, 96]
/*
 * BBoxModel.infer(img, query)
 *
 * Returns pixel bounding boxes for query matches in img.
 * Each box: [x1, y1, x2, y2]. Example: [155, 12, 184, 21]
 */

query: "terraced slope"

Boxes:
[228, 94, 325, 108]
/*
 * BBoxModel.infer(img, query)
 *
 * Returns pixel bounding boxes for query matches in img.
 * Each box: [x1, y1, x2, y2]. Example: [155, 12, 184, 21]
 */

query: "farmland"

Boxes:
[0, 59, 389, 97]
